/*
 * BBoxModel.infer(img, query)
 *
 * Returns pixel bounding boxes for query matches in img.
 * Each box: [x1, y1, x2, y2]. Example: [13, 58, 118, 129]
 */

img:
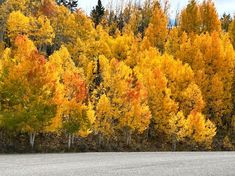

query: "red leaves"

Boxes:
[63, 72, 87, 102]
[33, 51, 46, 65]
[26, 52, 47, 84]
[126, 82, 141, 101]
[153, 68, 166, 89]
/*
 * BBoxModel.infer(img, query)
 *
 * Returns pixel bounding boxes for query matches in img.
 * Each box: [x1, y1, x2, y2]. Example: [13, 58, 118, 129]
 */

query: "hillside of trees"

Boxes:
[0, 0, 234, 153]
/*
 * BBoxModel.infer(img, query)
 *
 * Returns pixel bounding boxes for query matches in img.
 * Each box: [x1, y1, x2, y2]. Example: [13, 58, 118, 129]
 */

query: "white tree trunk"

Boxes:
[125, 129, 132, 146]
[68, 133, 75, 150]
[29, 132, 36, 149]
[68, 133, 71, 150]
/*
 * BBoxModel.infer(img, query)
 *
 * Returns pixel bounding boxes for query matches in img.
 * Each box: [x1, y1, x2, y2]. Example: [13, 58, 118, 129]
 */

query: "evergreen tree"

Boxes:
[91, 0, 105, 27]
[221, 13, 232, 32]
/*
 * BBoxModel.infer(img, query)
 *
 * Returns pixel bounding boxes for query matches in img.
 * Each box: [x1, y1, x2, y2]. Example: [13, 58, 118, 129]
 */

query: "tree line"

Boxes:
[0, 0, 234, 151]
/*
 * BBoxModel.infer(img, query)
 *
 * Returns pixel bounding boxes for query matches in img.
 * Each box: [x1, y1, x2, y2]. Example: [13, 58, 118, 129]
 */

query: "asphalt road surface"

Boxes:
[0, 152, 235, 176]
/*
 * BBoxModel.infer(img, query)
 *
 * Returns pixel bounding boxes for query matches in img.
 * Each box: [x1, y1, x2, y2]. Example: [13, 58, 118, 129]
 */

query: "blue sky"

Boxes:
[78, 0, 235, 17]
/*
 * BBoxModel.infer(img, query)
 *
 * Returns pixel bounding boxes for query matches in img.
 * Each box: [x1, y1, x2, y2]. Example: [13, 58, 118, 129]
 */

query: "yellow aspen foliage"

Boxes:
[155, 92, 179, 135]
[175, 34, 204, 70]
[0, 0, 233, 151]
[6, 11, 31, 42]
[49, 7, 96, 67]
[0, 0, 30, 41]
[142, 2, 168, 52]
[66, 10, 95, 59]
[168, 111, 188, 149]
[30, 15, 55, 52]
[187, 112, 216, 148]
[47, 46, 92, 148]
[180, 0, 221, 34]
[177, 32, 235, 128]
[98, 55, 112, 87]
[73, 26, 111, 63]
[165, 27, 182, 56]
[108, 59, 151, 145]
[200, 0, 221, 33]
[50, 6, 94, 52]
[79, 102, 96, 138]
[160, 55, 194, 99]
[94, 94, 113, 137]
[0, 42, 4, 57]
[13, 34, 36, 61]
[73, 10, 95, 41]
[180, 0, 201, 34]
[47, 46, 76, 82]
[46, 46, 77, 130]
[123, 9, 141, 36]
[111, 33, 134, 61]
[135, 50, 178, 135]
[49, 5, 77, 48]
[110, 32, 140, 67]
[88, 56, 152, 145]
[181, 83, 205, 116]
[0, 0, 29, 15]
[136, 48, 214, 148]
[86, 102, 96, 126]
[0, 36, 56, 148]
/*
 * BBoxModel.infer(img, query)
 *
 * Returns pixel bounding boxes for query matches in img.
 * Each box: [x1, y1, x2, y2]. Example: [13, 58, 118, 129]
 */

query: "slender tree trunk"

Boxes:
[146, 119, 154, 140]
[172, 135, 177, 151]
[68, 133, 72, 150]
[68, 133, 75, 150]
[125, 129, 132, 146]
[29, 132, 36, 149]
[98, 132, 103, 147]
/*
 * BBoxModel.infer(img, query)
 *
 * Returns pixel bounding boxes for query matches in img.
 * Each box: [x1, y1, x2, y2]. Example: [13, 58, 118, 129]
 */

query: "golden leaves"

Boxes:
[7, 11, 30, 41]
[30, 15, 55, 47]
[187, 112, 216, 148]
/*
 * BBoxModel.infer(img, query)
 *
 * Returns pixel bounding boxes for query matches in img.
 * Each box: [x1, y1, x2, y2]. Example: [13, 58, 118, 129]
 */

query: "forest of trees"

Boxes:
[0, 0, 234, 152]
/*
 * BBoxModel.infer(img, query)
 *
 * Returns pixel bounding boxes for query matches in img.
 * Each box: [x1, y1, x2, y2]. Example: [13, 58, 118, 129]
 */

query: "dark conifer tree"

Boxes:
[221, 13, 232, 32]
[91, 0, 105, 27]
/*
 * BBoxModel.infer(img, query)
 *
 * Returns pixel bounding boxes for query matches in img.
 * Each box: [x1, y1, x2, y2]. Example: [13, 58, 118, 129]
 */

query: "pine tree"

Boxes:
[91, 0, 105, 27]
[221, 13, 232, 32]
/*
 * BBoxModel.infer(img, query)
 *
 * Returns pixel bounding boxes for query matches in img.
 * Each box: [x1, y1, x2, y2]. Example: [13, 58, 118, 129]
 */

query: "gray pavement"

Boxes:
[0, 152, 234, 176]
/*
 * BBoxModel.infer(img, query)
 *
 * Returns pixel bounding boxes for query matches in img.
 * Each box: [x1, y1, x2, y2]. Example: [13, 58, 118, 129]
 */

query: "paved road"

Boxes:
[0, 152, 234, 176]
